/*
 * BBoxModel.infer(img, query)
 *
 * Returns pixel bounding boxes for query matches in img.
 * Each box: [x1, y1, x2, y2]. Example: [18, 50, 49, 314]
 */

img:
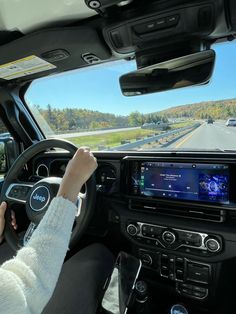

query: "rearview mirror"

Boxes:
[120, 50, 215, 96]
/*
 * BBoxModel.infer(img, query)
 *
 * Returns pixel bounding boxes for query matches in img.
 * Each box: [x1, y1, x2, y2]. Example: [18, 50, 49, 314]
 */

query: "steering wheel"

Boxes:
[1, 139, 96, 251]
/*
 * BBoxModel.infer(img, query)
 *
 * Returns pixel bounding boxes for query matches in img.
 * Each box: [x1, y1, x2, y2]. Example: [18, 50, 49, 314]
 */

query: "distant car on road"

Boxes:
[207, 117, 214, 124]
[226, 118, 236, 126]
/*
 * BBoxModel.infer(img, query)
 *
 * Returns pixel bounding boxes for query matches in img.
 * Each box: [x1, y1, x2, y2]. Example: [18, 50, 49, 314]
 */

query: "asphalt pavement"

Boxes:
[167, 121, 236, 151]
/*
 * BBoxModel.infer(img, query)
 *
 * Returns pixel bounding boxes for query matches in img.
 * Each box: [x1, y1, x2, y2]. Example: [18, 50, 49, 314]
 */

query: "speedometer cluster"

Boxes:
[96, 164, 117, 194]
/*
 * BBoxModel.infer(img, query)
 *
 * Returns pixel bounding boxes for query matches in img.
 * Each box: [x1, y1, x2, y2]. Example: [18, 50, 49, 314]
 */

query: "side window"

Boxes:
[0, 117, 12, 177]
[0, 117, 9, 136]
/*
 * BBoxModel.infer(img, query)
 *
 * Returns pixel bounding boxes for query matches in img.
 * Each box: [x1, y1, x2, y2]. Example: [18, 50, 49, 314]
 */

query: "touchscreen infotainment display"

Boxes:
[130, 162, 229, 204]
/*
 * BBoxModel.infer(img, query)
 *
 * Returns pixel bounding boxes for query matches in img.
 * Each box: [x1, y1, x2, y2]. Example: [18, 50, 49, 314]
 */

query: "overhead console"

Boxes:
[103, 0, 230, 56]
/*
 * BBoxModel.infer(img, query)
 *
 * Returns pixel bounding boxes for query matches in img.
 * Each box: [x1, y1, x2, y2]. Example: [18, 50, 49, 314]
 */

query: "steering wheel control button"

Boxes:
[205, 238, 221, 252]
[30, 186, 50, 211]
[162, 230, 176, 245]
[7, 184, 32, 202]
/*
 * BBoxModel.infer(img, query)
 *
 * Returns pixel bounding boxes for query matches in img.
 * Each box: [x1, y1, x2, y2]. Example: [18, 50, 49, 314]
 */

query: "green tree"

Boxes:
[128, 111, 143, 126]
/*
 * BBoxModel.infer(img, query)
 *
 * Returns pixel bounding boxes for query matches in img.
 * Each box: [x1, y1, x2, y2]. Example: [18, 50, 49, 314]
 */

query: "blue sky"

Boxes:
[26, 41, 236, 116]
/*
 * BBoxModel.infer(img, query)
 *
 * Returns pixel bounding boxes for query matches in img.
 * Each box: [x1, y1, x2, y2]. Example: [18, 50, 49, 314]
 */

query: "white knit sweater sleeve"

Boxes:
[0, 196, 77, 314]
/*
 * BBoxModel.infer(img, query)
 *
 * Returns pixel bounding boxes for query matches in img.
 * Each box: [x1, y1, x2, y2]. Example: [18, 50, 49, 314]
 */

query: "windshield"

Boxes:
[25, 41, 236, 152]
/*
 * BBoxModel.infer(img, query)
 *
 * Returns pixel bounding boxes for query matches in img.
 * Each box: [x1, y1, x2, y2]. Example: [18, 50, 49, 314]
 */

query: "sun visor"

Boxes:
[227, 0, 236, 31]
[0, 26, 111, 83]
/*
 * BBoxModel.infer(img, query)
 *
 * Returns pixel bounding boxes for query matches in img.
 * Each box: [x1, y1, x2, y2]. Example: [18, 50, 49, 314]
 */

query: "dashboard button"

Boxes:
[192, 291, 207, 298]
[178, 231, 202, 246]
[141, 224, 149, 237]
[205, 238, 221, 252]
[192, 286, 207, 293]
[127, 224, 139, 236]
[161, 266, 169, 277]
[181, 288, 193, 296]
[161, 254, 169, 266]
[176, 269, 184, 281]
[181, 283, 193, 290]
[134, 20, 158, 34]
[162, 231, 176, 244]
[166, 14, 180, 26]
[141, 253, 153, 266]
[156, 18, 167, 29]
[176, 257, 184, 269]
[146, 22, 156, 31]
[187, 263, 210, 284]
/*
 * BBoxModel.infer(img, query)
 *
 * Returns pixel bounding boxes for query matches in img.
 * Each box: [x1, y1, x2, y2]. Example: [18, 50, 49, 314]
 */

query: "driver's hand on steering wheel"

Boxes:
[57, 147, 97, 204]
[0, 202, 17, 243]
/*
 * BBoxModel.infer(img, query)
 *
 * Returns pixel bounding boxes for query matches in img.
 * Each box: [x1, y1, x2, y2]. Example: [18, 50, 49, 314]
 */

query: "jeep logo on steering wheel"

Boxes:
[33, 194, 46, 203]
[30, 186, 50, 211]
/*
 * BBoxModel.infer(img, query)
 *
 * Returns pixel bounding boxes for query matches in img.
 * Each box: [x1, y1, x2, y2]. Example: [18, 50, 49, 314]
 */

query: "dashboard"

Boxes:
[34, 153, 236, 210]
[32, 151, 236, 313]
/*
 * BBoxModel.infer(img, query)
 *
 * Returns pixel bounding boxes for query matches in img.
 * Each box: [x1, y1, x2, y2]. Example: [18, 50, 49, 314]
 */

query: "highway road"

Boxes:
[167, 121, 236, 151]
[50, 127, 140, 139]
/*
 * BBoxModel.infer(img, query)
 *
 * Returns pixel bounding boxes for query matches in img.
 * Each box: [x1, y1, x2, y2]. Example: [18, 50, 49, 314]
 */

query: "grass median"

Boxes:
[67, 129, 156, 150]
[66, 121, 195, 150]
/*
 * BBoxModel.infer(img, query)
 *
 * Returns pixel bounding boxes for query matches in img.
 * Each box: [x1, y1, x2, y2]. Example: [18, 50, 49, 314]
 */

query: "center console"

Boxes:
[127, 222, 222, 255]
[126, 221, 220, 300]
[125, 220, 222, 300]
[114, 156, 236, 312]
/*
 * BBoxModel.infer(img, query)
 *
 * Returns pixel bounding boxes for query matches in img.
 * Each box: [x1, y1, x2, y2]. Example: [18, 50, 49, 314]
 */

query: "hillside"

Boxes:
[157, 98, 236, 119]
[28, 98, 236, 133]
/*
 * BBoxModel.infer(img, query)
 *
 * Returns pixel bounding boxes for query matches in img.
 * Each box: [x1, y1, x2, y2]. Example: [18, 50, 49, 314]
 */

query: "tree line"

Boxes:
[32, 98, 236, 132]
[34, 105, 168, 131]
[157, 98, 236, 120]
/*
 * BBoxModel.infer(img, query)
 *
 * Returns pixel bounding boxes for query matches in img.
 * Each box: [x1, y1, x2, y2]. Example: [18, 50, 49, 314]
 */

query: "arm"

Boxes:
[0, 148, 97, 314]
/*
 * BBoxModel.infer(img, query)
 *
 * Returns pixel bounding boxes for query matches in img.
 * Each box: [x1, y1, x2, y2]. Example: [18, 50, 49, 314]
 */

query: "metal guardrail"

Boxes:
[111, 123, 200, 151]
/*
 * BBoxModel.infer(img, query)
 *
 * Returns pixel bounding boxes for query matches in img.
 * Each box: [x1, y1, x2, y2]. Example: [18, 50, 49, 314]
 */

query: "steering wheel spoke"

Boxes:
[23, 222, 37, 245]
[6, 182, 34, 204]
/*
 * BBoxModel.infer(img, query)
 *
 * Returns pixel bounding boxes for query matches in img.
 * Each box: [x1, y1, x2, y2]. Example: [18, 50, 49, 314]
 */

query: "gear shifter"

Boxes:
[134, 280, 150, 314]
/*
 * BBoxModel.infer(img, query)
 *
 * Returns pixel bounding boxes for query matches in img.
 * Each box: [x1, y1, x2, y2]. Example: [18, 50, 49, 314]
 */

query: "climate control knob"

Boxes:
[127, 224, 139, 236]
[205, 238, 221, 253]
[141, 254, 152, 266]
[162, 230, 176, 245]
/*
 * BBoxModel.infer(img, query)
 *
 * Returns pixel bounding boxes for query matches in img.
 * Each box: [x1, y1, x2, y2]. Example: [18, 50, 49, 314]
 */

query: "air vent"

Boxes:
[82, 53, 101, 64]
[96, 164, 117, 194]
[129, 199, 225, 223]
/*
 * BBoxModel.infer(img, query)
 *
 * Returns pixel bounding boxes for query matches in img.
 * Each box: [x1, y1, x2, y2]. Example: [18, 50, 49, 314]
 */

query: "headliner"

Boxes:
[0, 0, 96, 33]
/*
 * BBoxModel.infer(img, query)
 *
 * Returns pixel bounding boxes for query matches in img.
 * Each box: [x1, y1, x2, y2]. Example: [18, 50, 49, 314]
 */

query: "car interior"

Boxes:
[1, 0, 236, 313]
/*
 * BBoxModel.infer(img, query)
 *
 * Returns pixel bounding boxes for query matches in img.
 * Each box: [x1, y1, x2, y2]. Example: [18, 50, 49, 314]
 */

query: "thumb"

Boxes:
[0, 202, 7, 219]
